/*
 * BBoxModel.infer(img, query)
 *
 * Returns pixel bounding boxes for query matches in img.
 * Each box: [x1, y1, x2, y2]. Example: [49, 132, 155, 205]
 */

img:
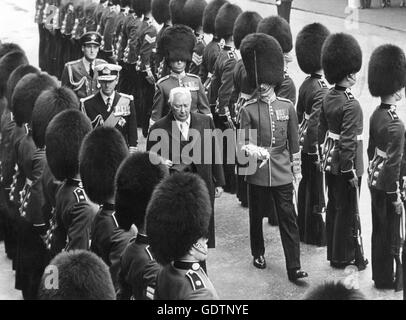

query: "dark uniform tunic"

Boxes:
[151, 71, 211, 124]
[188, 33, 206, 76]
[319, 85, 364, 266]
[296, 74, 329, 246]
[275, 72, 297, 106]
[81, 91, 138, 150]
[61, 58, 107, 99]
[154, 23, 171, 80]
[367, 103, 405, 287]
[59, 3, 77, 77]
[118, 234, 161, 300]
[99, 6, 118, 62]
[199, 37, 221, 85]
[154, 261, 219, 300]
[239, 94, 302, 271]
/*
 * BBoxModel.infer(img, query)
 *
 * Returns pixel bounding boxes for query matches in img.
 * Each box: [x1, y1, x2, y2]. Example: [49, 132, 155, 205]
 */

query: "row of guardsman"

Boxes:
[0, 0, 405, 299]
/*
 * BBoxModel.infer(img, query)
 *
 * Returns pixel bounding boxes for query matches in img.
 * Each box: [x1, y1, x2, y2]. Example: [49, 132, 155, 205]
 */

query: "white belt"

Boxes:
[304, 113, 310, 120]
[240, 93, 252, 100]
[376, 148, 387, 159]
[327, 131, 363, 141]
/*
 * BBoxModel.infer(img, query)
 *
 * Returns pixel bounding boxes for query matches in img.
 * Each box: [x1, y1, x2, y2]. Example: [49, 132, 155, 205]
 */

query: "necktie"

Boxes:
[106, 97, 111, 112]
[180, 122, 187, 140]
[89, 63, 94, 78]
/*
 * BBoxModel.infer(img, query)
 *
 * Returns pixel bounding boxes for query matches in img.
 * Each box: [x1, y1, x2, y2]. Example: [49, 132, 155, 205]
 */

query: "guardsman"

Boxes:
[319, 33, 367, 270]
[44, 109, 97, 259]
[59, 1, 77, 77]
[99, 1, 120, 63]
[95, 0, 109, 33]
[79, 126, 130, 289]
[257, 16, 296, 106]
[81, 63, 138, 152]
[295, 23, 330, 246]
[61, 31, 107, 99]
[112, 0, 130, 62]
[239, 33, 308, 282]
[229, 11, 262, 208]
[147, 173, 219, 300]
[151, 0, 171, 79]
[170, 0, 208, 76]
[35, 0, 47, 71]
[199, 0, 227, 86]
[150, 25, 211, 128]
[69, 0, 85, 60]
[367, 45, 406, 290]
[117, 152, 168, 300]
[209, 3, 242, 194]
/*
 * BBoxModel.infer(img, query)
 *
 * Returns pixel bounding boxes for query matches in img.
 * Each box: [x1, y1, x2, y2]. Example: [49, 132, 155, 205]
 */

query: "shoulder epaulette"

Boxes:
[118, 92, 134, 101]
[344, 89, 354, 100]
[95, 58, 107, 64]
[243, 98, 258, 107]
[157, 75, 170, 84]
[80, 93, 96, 104]
[186, 270, 206, 291]
[73, 187, 87, 203]
[388, 107, 399, 120]
[186, 73, 199, 79]
[66, 59, 81, 66]
[276, 97, 293, 104]
[145, 245, 154, 260]
[227, 50, 236, 60]
[318, 79, 328, 89]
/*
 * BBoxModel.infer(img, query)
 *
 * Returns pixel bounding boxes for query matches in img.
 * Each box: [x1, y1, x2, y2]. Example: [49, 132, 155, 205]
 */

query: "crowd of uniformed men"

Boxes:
[0, 0, 406, 300]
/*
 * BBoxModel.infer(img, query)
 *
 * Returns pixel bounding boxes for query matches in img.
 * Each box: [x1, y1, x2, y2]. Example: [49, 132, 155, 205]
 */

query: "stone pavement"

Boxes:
[256, 0, 406, 31]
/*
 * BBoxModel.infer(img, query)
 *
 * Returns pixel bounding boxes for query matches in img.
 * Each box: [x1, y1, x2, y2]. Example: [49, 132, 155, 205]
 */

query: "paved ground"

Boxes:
[1, 0, 406, 300]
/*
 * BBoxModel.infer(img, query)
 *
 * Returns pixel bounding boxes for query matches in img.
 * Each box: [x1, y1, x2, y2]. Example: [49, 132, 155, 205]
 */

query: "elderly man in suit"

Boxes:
[147, 87, 225, 250]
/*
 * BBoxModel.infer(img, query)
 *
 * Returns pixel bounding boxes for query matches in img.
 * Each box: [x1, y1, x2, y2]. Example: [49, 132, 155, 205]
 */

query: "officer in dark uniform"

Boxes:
[230, 11, 262, 208]
[295, 23, 330, 246]
[152, 0, 171, 79]
[209, 2, 242, 194]
[199, 0, 226, 86]
[257, 16, 296, 106]
[117, 152, 168, 300]
[239, 33, 308, 282]
[150, 25, 211, 128]
[367, 44, 406, 290]
[319, 33, 367, 270]
[147, 173, 219, 300]
[61, 31, 107, 99]
[44, 109, 97, 258]
[81, 63, 138, 152]
[79, 126, 130, 289]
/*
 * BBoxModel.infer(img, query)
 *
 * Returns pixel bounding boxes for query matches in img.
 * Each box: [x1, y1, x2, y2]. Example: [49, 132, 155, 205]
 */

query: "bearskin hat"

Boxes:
[322, 33, 362, 85]
[0, 42, 24, 59]
[133, 0, 152, 16]
[0, 50, 28, 99]
[182, 0, 207, 31]
[214, 3, 242, 41]
[169, 0, 186, 25]
[202, 0, 227, 35]
[304, 281, 366, 300]
[368, 44, 406, 97]
[295, 23, 330, 75]
[115, 152, 169, 231]
[38, 250, 116, 300]
[146, 172, 211, 265]
[6, 65, 39, 111]
[152, 0, 170, 24]
[11, 73, 58, 127]
[121, 0, 131, 7]
[160, 24, 196, 62]
[79, 126, 128, 204]
[233, 11, 262, 50]
[46, 109, 92, 181]
[257, 16, 292, 53]
[32, 87, 79, 149]
[241, 33, 284, 88]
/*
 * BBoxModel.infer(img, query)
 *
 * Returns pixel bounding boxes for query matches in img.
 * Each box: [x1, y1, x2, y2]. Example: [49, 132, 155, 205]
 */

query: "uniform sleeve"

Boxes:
[142, 259, 161, 299]
[109, 229, 133, 290]
[217, 58, 237, 113]
[276, 76, 296, 106]
[367, 115, 376, 162]
[229, 65, 240, 117]
[140, 25, 157, 71]
[65, 201, 96, 251]
[128, 100, 138, 148]
[296, 89, 305, 124]
[287, 103, 300, 156]
[339, 100, 362, 174]
[184, 288, 219, 300]
[306, 88, 327, 154]
[384, 118, 405, 192]
[210, 117, 225, 187]
[197, 78, 211, 115]
[199, 48, 209, 84]
[151, 83, 165, 122]
[61, 64, 70, 88]
[127, 20, 139, 63]
[239, 106, 252, 146]
[208, 59, 220, 106]
[318, 102, 328, 146]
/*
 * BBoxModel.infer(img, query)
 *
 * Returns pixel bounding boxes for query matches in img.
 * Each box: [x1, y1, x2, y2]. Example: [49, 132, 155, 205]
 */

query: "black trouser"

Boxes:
[277, 1, 292, 23]
[38, 24, 47, 71]
[248, 183, 301, 270]
[370, 188, 402, 286]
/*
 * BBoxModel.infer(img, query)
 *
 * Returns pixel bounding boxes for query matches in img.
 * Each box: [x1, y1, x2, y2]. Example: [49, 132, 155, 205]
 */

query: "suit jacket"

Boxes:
[147, 112, 225, 200]
[81, 91, 138, 148]
[61, 58, 106, 99]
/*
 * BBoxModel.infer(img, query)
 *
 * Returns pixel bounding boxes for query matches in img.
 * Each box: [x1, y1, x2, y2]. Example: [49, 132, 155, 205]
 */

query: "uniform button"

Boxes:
[196, 280, 202, 286]
[326, 166, 331, 171]
[327, 157, 332, 163]
[374, 171, 379, 177]
[372, 181, 377, 186]
[192, 263, 200, 271]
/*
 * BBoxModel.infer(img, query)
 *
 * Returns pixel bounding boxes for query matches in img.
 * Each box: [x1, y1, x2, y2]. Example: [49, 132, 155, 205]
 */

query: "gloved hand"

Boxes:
[388, 191, 403, 215]
[145, 68, 155, 85]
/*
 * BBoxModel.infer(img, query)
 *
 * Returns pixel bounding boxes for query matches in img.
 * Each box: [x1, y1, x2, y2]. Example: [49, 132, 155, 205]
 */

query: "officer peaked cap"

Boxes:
[80, 31, 102, 46]
[95, 63, 122, 81]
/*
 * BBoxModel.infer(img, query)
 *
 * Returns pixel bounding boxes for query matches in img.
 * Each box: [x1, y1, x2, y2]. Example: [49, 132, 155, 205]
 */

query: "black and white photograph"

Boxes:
[0, 0, 406, 305]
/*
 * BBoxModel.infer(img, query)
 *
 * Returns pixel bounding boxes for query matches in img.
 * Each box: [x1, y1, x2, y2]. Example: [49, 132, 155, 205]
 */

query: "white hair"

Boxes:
[168, 87, 192, 105]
